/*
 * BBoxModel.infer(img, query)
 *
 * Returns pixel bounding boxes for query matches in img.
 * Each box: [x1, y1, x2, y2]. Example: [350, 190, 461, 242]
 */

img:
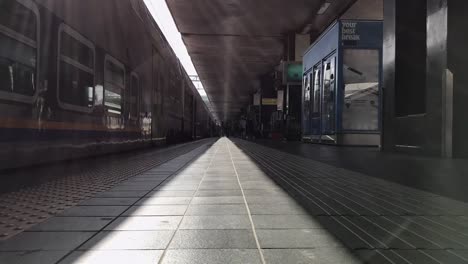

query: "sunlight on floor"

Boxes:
[65, 138, 359, 264]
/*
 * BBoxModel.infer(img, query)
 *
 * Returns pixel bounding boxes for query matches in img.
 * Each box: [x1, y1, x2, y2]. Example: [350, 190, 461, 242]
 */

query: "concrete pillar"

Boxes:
[383, 0, 468, 157]
[446, 0, 468, 158]
[382, 0, 436, 155]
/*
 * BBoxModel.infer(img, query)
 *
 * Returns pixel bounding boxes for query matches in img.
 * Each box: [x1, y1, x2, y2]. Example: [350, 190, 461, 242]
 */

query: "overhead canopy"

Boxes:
[167, 0, 356, 121]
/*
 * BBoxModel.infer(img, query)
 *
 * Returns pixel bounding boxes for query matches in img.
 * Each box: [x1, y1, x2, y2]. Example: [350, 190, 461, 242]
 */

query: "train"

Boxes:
[0, 0, 217, 170]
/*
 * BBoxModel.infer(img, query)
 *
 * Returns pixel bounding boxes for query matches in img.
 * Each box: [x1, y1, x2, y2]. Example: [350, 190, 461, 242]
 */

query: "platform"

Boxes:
[251, 139, 468, 202]
[0, 138, 467, 263]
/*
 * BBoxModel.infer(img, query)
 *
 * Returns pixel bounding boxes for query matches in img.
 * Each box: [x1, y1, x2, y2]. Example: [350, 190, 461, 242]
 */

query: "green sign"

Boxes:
[283, 62, 303, 84]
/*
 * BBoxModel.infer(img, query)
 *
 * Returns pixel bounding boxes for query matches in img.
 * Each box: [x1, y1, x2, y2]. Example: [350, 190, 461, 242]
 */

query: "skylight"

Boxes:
[143, 0, 216, 119]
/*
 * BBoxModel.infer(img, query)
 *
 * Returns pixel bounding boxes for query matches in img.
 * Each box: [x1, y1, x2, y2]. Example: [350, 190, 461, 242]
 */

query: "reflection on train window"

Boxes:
[129, 73, 139, 119]
[58, 24, 95, 110]
[104, 56, 125, 115]
[342, 49, 379, 131]
[94, 84, 104, 106]
[0, 0, 38, 99]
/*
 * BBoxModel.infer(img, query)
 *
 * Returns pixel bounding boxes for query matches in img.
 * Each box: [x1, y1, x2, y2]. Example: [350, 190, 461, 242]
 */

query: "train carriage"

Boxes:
[0, 0, 213, 170]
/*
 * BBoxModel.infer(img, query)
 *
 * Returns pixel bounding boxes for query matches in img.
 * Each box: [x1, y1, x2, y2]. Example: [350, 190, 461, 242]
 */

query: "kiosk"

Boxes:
[302, 20, 383, 146]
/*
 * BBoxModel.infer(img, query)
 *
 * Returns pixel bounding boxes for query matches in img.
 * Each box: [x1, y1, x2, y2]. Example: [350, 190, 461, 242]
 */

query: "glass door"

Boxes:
[310, 67, 321, 136]
[321, 55, 337, 135]
[302, 74, 311, 135]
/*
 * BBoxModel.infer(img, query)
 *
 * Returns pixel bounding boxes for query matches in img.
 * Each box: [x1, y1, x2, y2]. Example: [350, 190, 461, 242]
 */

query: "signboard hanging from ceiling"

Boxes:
[282, 61, 303, 85]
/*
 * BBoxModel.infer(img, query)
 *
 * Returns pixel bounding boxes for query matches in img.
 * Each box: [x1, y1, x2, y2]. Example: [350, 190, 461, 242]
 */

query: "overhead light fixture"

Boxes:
[317, 2, 331, 15]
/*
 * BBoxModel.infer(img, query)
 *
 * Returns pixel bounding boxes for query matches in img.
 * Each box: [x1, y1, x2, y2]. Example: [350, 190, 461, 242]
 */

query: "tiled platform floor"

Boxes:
[233, 139, 468, 264]
[0, 139, 213, 240]
[252, 139, 468, 203]
[0, 138, 467, 263]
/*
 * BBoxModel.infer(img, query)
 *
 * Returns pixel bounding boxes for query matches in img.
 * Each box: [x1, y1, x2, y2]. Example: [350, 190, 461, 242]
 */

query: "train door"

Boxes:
[321, 55, 337, 139]
[151, 47, 164, 140]
[310, 64, 322, 137]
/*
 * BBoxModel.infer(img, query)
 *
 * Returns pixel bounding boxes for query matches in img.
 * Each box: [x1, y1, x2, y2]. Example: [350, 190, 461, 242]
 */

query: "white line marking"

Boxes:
[158, 141, 221, 264]
[226, 138, 266, 264]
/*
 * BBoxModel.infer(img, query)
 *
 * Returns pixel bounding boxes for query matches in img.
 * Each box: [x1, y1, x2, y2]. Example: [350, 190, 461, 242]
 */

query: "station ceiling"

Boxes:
[166, 0, 356, 121]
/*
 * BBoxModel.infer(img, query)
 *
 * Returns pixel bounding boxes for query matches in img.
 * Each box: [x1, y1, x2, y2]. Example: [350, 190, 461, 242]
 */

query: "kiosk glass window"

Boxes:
[312, 70, 320, 114]
[342, 49, 379, 131]
[321, 57, 336, 134]
[303, 75, 310, 118]
[0, 0, 37, 97]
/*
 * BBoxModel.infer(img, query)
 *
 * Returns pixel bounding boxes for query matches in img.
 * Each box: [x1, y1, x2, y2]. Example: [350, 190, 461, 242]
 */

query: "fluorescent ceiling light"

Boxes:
[317, 2, 331, 15]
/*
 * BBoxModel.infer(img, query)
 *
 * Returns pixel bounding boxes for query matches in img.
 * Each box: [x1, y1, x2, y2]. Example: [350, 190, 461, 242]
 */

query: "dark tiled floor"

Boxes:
[0, 138, 467, 263]
[233, 139, 468, 263]
[252, 139, 468, 202]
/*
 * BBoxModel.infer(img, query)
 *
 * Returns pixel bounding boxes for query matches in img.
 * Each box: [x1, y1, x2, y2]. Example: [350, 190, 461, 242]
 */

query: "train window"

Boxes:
[57, 24, 95, 112]
[129, 73, 140, 119]
[104, 55, 125, 115]
[0, 0, 39, 103]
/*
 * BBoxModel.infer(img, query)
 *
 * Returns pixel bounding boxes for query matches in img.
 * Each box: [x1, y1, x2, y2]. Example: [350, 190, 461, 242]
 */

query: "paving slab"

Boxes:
[195, 190, 243, 197]
[198, 184, 241, 190]
[169, 230, 257, 249]
[79, 197, 140, 206]
[262, 248, 361, 264]
[186, 204, 248, 215]
[0, 232, 94, 251]
[246, 195, 299, 204]
[180, 215, 251, 230]
[59, 206, 128, 217]
[29, 217, 113, 231]
[94, 190, 149, 198]
[191, 196, 245, 204]
[0, 251, 69, 264]
[148, 190, 197, 197]
[256, 229, 342, 249]
[160, 249, 262, 264]
[248, 203, 309, 215]
[252, 214, 322, 229]
[123, 205, 188, 216]
[105, 216, 182, 231]
[136, 196, 192, 205]
[59, 250, 164, 264]
[80, 231, 174, 250]
[156, 185, 199, 191]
